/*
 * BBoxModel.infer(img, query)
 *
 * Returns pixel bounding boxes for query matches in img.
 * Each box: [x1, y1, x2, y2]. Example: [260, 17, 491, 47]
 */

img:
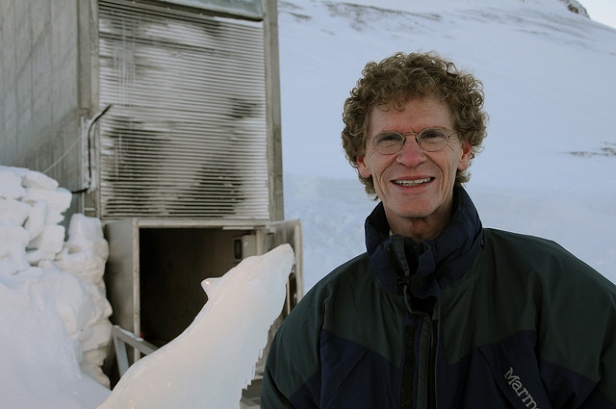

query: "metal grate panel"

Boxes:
[98, 1, 270, 220]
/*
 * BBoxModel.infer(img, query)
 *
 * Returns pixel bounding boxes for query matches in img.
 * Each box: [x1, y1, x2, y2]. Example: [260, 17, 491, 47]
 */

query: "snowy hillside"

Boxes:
[278, 0, 616, 289]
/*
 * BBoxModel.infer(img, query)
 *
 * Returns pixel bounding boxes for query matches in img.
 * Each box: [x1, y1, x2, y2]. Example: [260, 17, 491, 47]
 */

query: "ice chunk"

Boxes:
[0, 198, 31, 226]
[28, 225, 66, 253]
[0, 266, 43, 288]
[0, 225, 30, 249]
[55, 248, 107, 283]
[0, 245, 30, 280]
[24, 199, 47, 240]
[0, 166, 26, 199]
[97, 244, 295, 409]
[21, 169, 59, 190]
[0, 226, 31, 279]
[23, 187, 72, 214]
[46, 209, 68, 226]
[33, 262, 99, 340]
[26, 249, 57, 265]
[65, 214, 110, 259]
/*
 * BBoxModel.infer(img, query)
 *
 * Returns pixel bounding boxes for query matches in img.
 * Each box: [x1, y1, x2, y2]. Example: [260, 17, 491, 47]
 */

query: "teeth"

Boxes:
[394, 178, 431, 186]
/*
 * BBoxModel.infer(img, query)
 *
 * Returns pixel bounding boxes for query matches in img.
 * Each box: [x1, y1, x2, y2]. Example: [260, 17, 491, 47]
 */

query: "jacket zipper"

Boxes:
[400, 324, 415, 409]
[427, 315, 438, 409]
[388, 242, 438, 409]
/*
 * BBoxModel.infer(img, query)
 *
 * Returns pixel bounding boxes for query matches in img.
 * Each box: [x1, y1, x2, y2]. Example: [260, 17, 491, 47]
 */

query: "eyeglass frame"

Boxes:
[368, 127, 459, 155]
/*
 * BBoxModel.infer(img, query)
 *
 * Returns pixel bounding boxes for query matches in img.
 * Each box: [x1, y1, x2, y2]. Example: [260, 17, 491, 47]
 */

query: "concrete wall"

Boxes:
[0, 0, 97, 217]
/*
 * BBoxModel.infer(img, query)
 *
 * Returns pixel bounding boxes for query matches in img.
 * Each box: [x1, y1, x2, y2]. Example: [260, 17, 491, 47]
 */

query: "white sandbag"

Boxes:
[21, 169, 59, 191]
[22, 187, 72, 214]
[1, 266, 44, 289]
[0, 166, 26, 199]
[66, 214, 109, 259]
[26, 249, 57, 265]
[0, 246, 30, 279]
[73, 325, 93, 343]
[24, 200, 46, 240]
[80, 319, 113, 353]
[36, 262, 99, 341]
[0, 198, 31, 227]
[45, 210, 67, 226]
[81, 280, 111, 328]
[0, 226, 30, 249]
[28, 225, 65, 254]
[55, 249, 106, 283]
[81, 348, 111, 388]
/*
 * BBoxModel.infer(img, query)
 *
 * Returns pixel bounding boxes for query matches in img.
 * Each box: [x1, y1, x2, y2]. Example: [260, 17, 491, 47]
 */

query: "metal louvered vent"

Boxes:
[97, 1, 270, 221]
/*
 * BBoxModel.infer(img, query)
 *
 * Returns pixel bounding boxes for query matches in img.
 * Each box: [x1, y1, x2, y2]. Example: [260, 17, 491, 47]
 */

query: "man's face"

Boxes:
[356, 98, 472, 240]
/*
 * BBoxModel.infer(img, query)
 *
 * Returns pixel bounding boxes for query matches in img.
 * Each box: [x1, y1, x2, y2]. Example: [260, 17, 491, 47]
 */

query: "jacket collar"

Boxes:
[365, 186, 483, 299]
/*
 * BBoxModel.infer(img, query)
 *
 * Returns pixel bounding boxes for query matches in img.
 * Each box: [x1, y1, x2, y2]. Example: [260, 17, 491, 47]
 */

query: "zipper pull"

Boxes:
[397, 274, 423, 291]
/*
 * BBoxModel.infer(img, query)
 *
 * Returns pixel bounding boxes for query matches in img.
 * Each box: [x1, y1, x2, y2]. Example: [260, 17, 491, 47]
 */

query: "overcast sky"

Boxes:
[582, 0, 616, 28]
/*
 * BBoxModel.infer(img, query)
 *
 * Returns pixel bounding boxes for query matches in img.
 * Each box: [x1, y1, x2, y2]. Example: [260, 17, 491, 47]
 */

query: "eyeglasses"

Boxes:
[370, 128, 458, 154]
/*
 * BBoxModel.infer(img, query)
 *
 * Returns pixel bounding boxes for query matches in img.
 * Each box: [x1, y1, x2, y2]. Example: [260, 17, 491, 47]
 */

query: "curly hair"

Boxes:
[341, 51, 488, 195]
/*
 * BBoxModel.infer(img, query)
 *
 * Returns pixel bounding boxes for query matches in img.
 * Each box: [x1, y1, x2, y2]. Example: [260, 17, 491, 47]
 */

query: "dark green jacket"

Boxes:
[262, 187, 616, 408]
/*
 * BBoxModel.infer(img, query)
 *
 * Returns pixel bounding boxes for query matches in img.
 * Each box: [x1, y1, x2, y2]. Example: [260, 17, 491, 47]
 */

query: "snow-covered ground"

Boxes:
[1, 0, 615, 408]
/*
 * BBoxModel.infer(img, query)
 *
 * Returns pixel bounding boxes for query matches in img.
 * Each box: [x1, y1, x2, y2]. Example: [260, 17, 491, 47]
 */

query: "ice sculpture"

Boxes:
[97, 244, 295, 409]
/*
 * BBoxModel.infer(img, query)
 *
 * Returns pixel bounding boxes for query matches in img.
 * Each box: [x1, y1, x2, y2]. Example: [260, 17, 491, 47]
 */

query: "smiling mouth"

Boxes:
[393, 177, 433, 187]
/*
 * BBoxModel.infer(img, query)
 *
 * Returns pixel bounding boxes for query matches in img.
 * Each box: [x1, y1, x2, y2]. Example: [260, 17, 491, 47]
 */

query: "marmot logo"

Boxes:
[504, 367, 540, 409]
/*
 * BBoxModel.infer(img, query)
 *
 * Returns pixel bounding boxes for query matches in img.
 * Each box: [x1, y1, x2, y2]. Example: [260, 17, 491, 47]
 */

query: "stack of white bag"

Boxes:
[0, 165, 113, 387]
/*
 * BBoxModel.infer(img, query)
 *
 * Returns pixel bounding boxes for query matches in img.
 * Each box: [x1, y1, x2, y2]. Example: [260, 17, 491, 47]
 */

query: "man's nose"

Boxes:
[396, 135, 425, 165]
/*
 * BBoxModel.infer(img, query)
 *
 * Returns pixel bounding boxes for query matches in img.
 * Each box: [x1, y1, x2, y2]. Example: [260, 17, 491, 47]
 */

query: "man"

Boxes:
[261, 51, 616, 408]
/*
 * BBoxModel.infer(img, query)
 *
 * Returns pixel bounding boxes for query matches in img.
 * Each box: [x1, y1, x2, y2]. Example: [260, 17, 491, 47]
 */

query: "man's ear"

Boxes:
[356, 154, 372, 178]
[457, 140, 472, 171]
